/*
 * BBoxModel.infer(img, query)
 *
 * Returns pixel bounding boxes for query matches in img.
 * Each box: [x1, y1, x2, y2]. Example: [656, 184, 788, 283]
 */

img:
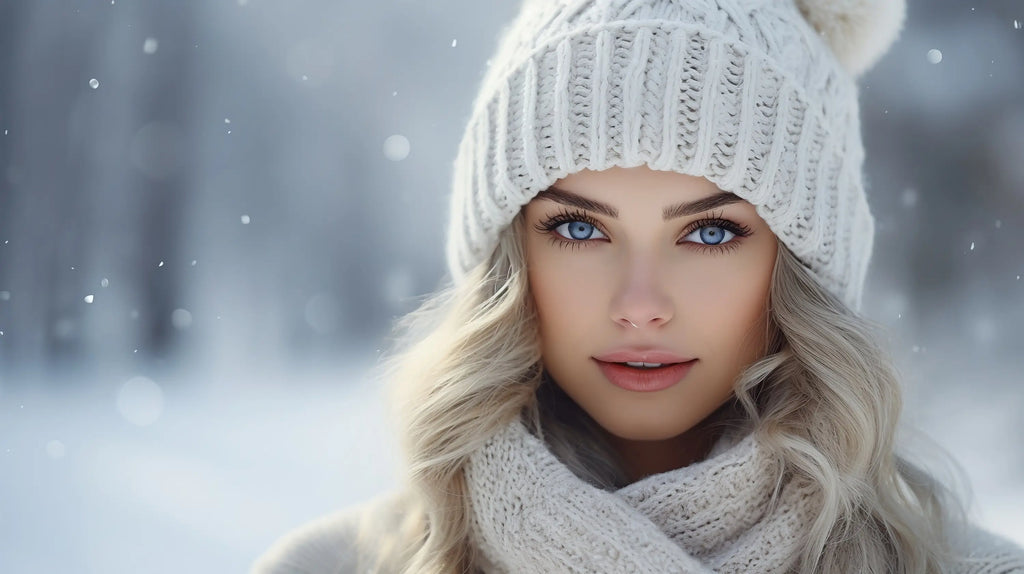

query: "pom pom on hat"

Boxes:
[795, 0, 907, 76]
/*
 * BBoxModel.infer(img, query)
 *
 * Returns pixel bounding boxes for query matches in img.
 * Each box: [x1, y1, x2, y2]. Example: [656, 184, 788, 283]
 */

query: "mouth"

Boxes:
[593, 358, 697, 392]
[620, 361, 671, 369]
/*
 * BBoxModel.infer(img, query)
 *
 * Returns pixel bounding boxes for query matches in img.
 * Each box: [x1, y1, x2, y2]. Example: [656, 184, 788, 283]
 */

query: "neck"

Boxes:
[600, 402, 734, 483]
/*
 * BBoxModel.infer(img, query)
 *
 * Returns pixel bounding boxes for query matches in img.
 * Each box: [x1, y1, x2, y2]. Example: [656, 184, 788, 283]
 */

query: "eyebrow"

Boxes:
[535, 186, 744, 221]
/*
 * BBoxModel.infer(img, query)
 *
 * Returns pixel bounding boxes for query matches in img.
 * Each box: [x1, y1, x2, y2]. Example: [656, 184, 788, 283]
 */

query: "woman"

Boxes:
[253, 0, 1024, 572]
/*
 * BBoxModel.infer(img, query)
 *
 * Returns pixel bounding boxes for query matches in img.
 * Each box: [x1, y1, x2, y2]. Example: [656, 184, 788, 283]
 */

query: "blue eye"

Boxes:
[554, 221, 607, 241]
[536, 210, 750, 253]
[683, 225, 735, 246]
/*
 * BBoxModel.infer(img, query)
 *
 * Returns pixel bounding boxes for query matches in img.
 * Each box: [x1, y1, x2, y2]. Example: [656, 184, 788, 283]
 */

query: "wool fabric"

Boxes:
[250, 417, 1024, 573]
[445, 0, 906, 311]
[465, 418, 819, 572]
[461, 417, 1024, 574]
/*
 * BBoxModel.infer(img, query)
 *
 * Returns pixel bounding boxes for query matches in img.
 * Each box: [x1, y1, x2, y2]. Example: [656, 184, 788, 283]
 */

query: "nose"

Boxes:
[609, 256, 674, 330]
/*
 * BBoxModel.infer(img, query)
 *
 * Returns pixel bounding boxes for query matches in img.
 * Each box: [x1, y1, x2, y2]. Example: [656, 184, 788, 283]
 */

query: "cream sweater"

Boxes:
[252, 420, 1024, 573]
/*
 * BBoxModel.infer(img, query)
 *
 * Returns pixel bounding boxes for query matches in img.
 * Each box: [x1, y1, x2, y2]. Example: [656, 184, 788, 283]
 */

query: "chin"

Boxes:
[593, 412, 699, 442]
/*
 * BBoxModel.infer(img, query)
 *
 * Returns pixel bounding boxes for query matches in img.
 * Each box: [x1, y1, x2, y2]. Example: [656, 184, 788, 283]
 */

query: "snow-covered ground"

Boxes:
[0, 357, 1021, 573]
[901, 358, 1024, 547]
[0, 359, 400, 573]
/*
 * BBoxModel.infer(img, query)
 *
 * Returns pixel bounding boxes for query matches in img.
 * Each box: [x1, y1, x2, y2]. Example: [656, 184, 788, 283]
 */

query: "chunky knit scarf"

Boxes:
[249, 417, 1024, 573]
[464, 418, 822, 573]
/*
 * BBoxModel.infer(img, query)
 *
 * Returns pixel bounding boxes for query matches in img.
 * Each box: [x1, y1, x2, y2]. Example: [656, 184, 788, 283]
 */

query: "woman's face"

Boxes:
[524, 166, 777, 444]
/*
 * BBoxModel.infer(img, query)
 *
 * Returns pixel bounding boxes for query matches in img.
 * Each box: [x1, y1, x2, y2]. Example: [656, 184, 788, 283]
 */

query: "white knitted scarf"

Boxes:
[465, 419, 823, 573]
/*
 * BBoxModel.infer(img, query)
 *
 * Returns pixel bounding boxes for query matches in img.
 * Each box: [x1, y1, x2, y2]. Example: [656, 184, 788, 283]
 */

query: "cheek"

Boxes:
[528, 254, 604, 338]
[526, 241, 611, 346]
[677, 251, 773, 352]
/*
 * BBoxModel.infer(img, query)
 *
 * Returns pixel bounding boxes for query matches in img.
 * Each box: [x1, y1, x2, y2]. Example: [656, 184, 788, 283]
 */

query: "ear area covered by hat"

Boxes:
[795, 0, 907, 76]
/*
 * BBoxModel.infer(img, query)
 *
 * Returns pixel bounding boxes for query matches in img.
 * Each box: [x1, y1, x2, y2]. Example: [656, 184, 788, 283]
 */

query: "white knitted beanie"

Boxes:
[445, 0, 906, 311]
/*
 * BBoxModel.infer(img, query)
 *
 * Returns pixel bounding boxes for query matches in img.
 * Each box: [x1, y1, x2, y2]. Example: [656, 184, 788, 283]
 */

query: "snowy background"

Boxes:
[0, 1, 1021, 572]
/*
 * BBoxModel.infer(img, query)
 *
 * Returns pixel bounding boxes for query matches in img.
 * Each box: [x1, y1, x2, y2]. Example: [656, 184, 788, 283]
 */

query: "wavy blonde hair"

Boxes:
[361, 210, 977, 573]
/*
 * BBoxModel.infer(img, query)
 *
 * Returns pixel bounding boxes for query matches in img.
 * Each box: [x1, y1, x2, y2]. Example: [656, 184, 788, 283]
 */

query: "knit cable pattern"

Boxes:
[446, 0, 873, 310]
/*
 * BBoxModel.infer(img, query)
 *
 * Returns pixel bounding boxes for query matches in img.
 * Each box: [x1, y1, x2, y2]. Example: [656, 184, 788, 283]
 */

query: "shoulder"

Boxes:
[250, 490, 410, 574]
[951, 524, 1024, 574]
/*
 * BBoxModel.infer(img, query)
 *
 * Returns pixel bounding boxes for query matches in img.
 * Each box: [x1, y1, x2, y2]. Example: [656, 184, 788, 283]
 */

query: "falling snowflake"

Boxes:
[383, 135, 411, 161]
[46, 440, 66, 459]
[116, 376, 164, 426]
[171, 308, 193, 329]
[901, 188, 918, 208]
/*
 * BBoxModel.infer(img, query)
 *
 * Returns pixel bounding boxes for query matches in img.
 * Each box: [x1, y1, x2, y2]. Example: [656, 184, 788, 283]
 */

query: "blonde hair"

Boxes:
[362, 211, 976, 573]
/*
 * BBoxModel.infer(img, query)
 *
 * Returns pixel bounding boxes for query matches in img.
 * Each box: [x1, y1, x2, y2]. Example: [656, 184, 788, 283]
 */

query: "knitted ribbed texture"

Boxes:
[246, 433, 1024, 574]
[465, 419, 822, 573]
[248, 424, 1024, 574]
[463, 419, 1024, 574]
[446, 0, 876, 310]
[248, 420, 1024, 573]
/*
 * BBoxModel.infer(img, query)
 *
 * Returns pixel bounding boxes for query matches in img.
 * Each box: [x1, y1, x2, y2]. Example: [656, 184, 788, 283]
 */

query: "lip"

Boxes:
[593, 347, 695, 364]
[593, 358, 697, 392]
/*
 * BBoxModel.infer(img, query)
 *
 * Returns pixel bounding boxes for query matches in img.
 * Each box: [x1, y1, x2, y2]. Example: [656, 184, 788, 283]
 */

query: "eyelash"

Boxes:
[532, 208, 753, 254]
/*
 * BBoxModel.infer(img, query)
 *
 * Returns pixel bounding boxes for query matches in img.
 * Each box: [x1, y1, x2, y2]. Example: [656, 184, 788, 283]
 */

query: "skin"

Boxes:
[523, 165, 778, 482]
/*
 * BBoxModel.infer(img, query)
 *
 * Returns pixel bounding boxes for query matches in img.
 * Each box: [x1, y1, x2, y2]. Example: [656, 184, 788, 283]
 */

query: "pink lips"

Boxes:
[592, 347, 697, 392]
[593, 348, 695, 364]
[594, 359, 696, 392]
